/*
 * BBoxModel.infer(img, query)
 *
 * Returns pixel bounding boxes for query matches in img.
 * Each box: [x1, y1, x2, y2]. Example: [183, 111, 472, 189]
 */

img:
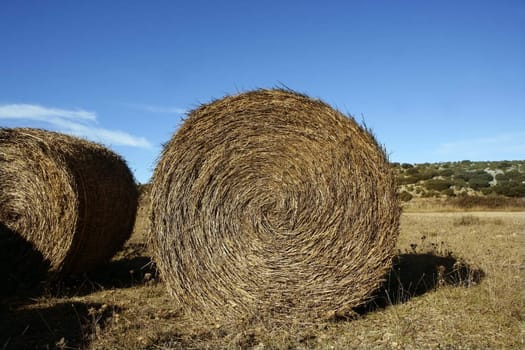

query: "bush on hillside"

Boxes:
[492, 182, 525, 197]
[452, 178, 468, 189]
[405, 167, 419, 175]
[503, 170, 525, 182]
[442, 188, 456, 197]
[495, 173, 510, 182]
[480, 188, 494, 196]
[424, 179, 453, 192]
[398, 190, 413, 202]
[398, 175, 420, 185]
[411, 170, 438, 182]
[439, 169, 454, 177]
[495, 160, 513, 170]
[467, 171, 493, 190]
[469, 178, 491, 190]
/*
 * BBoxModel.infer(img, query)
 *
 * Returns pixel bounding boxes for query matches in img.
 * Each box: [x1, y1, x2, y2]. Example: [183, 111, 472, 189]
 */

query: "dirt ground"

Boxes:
[1, 206, 523, 349]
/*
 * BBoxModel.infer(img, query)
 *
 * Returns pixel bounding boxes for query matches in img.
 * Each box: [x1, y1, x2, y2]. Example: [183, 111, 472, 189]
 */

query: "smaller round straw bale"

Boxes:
[0, 128, 138, 277]
[150, 89, 400, 323]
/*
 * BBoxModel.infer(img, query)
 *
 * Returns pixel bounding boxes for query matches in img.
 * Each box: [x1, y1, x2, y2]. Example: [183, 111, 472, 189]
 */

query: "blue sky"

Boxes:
[1, 0, 524, 183]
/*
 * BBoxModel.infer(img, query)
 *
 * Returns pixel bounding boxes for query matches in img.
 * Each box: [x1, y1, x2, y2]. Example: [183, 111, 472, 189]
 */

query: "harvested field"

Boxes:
[1, 207, 523, 349]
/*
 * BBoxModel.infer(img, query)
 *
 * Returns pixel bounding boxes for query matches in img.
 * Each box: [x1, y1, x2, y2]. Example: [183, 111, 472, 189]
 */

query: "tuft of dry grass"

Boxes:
[453, 215, 481, 226]
[0, 128, 138, 288]
[150, 89, 400, 323]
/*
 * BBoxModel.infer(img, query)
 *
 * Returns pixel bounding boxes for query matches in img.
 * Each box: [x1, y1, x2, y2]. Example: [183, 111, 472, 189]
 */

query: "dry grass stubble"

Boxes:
[1, 210, 522, 349]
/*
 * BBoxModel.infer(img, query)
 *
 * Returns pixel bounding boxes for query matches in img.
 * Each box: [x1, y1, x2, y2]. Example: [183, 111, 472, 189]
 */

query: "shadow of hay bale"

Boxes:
[0, 128, 138, 278]
[53, 254, 158, 297]
[0, 301, 119, 349]
[354, 252, 485, 315]
[0, 222, 49, 296]
[89, 255, 155, 288]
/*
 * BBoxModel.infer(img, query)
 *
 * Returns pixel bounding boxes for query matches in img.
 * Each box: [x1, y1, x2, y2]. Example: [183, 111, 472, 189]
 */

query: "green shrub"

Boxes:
[504, 170, 525, 182]
[397, 176, 420, 185]
[424, 179, 453, 191]
[416, 170, 438, 181]
[452, 178, 467, 188]
[491, 169, 525, 197]
[398, 190, 413, 202]
[454, 172, 471, 181]
[443, 188, 456, 197]
[468, 171, 493, 190]
[480, 188, 494, 195]
[421, 190, 439, 198]
[495, 173, 509, 181]
[495, 161, 513, 170]
[469, 178, 491, 190]
[439, 169, 454, 177]
[492, 182, 525, 197]
[405, 167, 419, 175]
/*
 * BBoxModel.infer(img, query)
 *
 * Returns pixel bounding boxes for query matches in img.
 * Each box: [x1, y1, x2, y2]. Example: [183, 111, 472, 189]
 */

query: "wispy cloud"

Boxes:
[0, 104, 152, 148]
[0, 104, 96, 121]
[125, 103, 187, 115]
[436, 133, 525, 159]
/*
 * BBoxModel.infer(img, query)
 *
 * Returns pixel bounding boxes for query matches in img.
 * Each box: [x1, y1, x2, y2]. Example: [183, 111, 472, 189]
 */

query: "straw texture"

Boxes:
[150, 89, 400, 322]
[0, 128, 138, 276]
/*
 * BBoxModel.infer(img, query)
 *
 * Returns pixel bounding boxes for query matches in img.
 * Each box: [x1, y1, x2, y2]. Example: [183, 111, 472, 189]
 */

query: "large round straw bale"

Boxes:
[150, 89, 400, 322]
[0, 128, 138, 276]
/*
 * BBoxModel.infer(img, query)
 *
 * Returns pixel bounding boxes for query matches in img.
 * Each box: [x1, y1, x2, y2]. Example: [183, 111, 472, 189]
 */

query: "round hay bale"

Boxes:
[0, 128, 138, 276]
[150, 89, 400, 322]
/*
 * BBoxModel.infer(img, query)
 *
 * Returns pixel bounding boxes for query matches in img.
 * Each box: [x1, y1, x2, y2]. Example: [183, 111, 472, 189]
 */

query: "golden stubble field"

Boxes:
[1, 203, 524, 349]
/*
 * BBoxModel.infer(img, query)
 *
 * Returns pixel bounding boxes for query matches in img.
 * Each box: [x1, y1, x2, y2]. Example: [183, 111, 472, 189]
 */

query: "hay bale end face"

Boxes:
[0, 128, 138, 277]
[150, 89, 400, 322]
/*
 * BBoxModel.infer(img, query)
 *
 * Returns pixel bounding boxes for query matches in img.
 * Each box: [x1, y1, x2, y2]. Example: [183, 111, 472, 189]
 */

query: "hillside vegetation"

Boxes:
[392, 160, 525, 201]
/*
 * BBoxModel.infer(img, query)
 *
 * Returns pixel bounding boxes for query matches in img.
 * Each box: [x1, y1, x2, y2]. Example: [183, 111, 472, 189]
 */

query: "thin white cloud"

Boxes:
[50, 117, 152, 148]
[436, 133, 525, 159]
[126, 103, 187, 115]
[0, 104, 152, 149]
[0, 104, 96, 121]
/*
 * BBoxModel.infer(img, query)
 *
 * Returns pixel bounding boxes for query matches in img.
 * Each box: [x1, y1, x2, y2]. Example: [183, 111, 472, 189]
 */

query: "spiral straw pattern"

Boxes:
[150, 89, 400, 322]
